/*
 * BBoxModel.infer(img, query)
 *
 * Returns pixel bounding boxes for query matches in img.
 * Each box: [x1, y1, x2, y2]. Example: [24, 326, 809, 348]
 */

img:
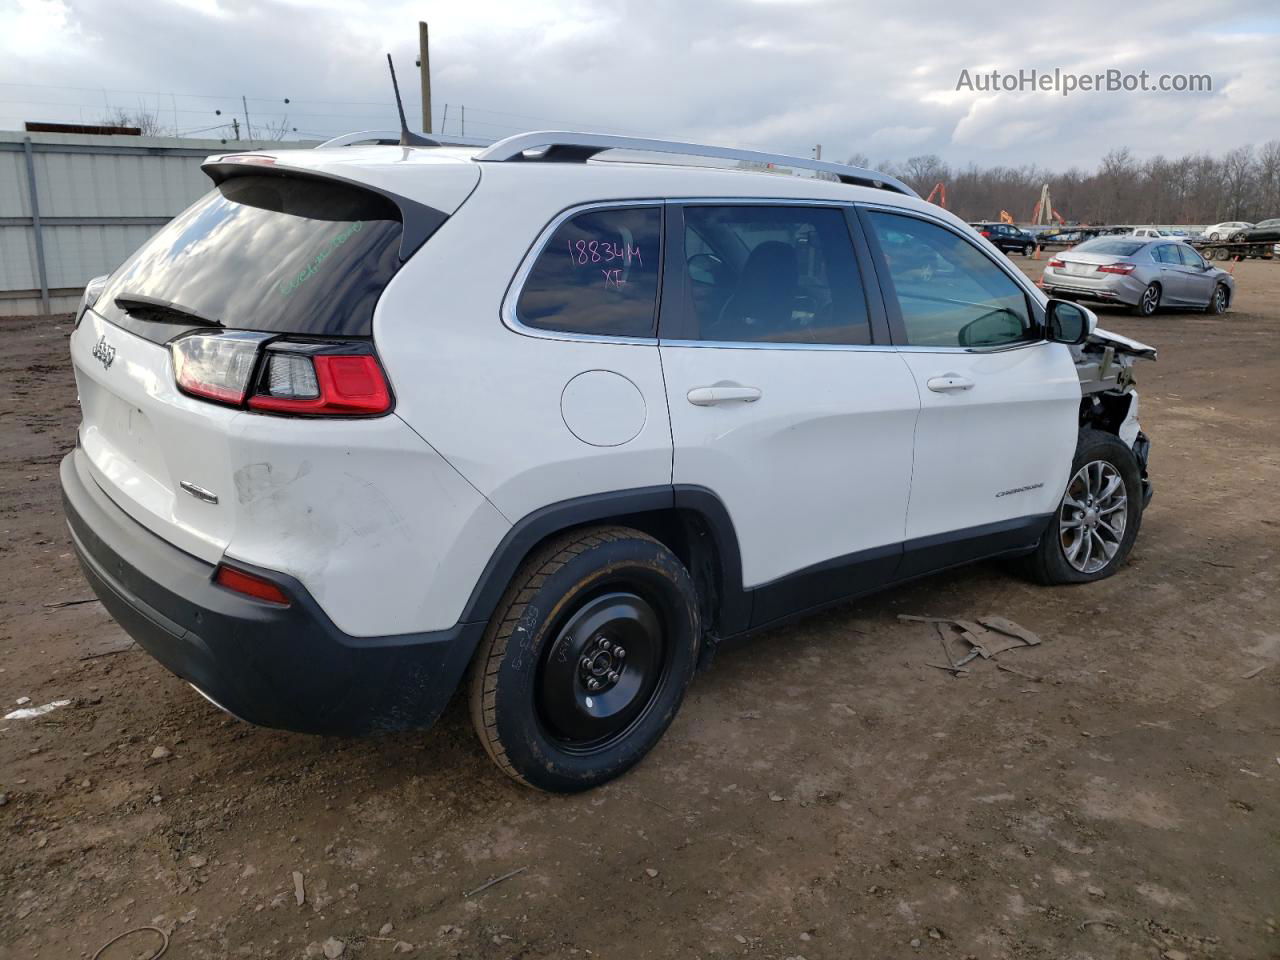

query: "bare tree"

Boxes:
[1220, 145, 1256, 220]
[101, 106, 170, 137]
[255, 114, 297, 141]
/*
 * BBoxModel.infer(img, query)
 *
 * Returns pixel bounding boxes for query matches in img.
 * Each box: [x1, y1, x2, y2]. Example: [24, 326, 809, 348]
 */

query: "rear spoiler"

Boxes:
[200, 156, 447, 263]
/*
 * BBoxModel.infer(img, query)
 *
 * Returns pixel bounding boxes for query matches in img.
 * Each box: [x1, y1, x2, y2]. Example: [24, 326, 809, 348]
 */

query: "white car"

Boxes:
[1202, 221, 1253, 241]
[62, 131, 1155, 792]
[1129, 226, 1188, 242]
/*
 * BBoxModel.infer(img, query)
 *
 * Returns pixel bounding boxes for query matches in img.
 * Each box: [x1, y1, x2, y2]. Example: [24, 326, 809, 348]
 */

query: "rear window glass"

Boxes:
[516, 206, 662, 338]
[1076, 238, 1144, 256]
[95, 174, 404, 337]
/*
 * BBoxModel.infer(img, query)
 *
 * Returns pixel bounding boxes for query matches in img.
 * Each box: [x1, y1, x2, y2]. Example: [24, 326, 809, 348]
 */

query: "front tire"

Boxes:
[468, 526, 700, 792]
[1021, 429, 1143, 585]
[1205, 283, 1229, 315]
[1133, 282, 1160, 316]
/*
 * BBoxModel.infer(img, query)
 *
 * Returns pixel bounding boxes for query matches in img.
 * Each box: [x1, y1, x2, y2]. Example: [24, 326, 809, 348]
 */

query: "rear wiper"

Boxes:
[114, 292, 223, 327]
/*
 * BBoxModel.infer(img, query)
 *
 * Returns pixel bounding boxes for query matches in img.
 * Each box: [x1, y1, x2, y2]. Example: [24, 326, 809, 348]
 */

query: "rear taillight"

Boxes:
[1097, 263, 1136, 275]
[249, 352, 391, 416]
[171, 331, 271, 405]
[1047, 258, 1065, 268]
[214, 564, 290, 605]
[170, 332, 392, 416]
[979, 230, 991, 237]
[75, 275, 110, 327]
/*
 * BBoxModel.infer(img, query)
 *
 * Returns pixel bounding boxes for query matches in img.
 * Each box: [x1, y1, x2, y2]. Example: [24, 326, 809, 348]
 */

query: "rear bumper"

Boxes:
[1044, 272, 1146, 305]
[61, 448, 484, 735]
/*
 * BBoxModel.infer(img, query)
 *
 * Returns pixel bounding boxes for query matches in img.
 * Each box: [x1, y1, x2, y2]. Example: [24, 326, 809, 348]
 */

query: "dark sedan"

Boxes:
[1231, 218, 1280, 243]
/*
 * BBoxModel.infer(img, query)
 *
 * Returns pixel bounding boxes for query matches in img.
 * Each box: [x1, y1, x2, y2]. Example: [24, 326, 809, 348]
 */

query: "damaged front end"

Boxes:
[1073, 328, 1157, 507]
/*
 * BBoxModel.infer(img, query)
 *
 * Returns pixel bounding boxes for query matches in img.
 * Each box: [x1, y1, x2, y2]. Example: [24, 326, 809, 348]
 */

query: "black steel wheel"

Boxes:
[536, 590, 667, 750]
[469, 526, 700, 792]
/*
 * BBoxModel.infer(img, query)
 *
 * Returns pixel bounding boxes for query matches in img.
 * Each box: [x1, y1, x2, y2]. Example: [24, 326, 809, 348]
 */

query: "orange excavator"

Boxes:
[925, 182, 946, 208]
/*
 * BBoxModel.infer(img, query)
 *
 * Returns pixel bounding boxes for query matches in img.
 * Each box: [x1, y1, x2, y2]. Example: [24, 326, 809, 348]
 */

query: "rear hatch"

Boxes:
[70, 156, 476, 561]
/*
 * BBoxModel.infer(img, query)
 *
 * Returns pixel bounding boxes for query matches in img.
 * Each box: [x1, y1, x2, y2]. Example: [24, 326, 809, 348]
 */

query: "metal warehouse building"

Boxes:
[0, 130, 318, 317]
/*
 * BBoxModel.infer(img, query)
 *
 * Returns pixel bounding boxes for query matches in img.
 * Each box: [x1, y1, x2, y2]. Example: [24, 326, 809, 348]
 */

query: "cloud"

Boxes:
[0, 0, 1275, 170]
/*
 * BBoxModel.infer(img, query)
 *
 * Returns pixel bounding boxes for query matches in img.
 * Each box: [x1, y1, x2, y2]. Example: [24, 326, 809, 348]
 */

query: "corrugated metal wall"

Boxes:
[0, 131, 318, 317]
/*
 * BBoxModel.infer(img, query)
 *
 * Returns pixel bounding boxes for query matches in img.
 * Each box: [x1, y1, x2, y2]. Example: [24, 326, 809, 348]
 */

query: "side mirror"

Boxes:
[1045, 299, 1095, 345]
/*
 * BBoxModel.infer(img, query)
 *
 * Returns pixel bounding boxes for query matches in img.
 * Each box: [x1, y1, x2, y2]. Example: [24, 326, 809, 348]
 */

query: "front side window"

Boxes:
[865, 211, 1032, 348]
[516, 206, 662, 338]
[680, 205, 871, 345]
[1177, 245, 1207, 269]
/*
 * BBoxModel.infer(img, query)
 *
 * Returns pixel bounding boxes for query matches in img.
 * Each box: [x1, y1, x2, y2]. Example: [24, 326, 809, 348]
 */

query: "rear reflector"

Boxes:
[1097, 263, 1136, 275]
[214, 564, 291, 605]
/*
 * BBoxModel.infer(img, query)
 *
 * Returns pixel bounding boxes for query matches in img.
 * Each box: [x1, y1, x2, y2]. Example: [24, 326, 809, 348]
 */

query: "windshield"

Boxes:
[96, 174, 404, 337]
[1075, 238, 1144, 256]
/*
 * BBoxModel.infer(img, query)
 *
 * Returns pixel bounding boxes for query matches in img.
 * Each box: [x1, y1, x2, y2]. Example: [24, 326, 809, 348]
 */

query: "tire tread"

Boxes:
[467, 526, 659, 786]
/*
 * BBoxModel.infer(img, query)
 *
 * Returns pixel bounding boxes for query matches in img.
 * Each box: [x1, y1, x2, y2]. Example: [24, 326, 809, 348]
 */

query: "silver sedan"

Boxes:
[1041, 237, 1234, 316]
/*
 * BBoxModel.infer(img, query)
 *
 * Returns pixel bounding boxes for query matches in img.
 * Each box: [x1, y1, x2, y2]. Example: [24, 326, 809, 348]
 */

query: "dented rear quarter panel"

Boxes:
[220, 412, 510, 637]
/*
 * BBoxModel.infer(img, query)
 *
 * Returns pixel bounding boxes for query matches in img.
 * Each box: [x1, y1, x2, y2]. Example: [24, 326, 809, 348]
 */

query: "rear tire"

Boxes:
[468, 526, 700, 792]
[1020, 429, 1143, 585]
[1132, 282, 1160, 316]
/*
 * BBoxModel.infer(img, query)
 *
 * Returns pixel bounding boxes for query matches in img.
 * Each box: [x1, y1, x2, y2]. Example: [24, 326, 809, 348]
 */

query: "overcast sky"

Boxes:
[2, 0, 1278, 171]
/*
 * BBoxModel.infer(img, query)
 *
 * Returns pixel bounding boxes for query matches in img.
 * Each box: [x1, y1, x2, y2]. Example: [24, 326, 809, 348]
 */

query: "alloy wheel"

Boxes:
[1059, 460, 1128, 574]
[1140, 284, 1159, 315]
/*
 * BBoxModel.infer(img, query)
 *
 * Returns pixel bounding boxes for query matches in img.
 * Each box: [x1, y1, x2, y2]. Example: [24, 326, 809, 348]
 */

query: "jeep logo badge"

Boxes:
[91, 335, 116, 371]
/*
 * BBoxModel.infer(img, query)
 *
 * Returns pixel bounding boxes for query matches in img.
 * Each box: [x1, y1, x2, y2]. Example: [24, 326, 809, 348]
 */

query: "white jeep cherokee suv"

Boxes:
[62, 132, 1154, 792]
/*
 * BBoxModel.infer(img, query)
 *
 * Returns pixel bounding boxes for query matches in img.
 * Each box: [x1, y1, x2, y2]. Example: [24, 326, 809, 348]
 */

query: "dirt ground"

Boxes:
[1, 259, 1277, 960]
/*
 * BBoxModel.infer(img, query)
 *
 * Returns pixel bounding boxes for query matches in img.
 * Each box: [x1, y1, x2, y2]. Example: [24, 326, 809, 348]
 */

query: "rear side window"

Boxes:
[680, 205, 871, 345]
[1153, 244, 1181, 264]
[516, 206, 662, 338]
[96, 174, 405, 337]
[866, 211, 1032, 348]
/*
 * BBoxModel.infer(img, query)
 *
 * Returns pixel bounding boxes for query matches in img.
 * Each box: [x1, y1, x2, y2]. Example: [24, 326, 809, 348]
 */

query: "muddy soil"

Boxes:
[1, 260, 1277, 959]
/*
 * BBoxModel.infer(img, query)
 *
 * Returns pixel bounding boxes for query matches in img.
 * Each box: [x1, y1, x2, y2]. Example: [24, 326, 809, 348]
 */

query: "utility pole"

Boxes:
[418, 21, 432, 134]
[461, 104, 465, 137]
[231, 117, 240, 140]
[242, 95, 254, 147]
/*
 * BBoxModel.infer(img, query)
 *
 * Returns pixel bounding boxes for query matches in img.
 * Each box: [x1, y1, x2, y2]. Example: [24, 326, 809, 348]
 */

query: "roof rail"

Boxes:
[473, 131, 918, 197]
[315, 130, 493, 149]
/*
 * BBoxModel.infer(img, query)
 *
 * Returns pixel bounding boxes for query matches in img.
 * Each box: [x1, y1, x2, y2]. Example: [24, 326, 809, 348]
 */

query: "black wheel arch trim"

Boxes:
[456, 484, 749, 636]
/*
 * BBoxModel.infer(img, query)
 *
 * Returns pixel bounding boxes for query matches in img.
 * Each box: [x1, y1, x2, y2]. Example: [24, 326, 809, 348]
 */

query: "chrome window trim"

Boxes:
[659, 338, 896, 353]
[502, 195, 1056, 354]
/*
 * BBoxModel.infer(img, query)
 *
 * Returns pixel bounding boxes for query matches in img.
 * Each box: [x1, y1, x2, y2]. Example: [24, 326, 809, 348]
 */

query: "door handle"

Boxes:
[926, 374, 974, 393]
[687, 384, 762, 406]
